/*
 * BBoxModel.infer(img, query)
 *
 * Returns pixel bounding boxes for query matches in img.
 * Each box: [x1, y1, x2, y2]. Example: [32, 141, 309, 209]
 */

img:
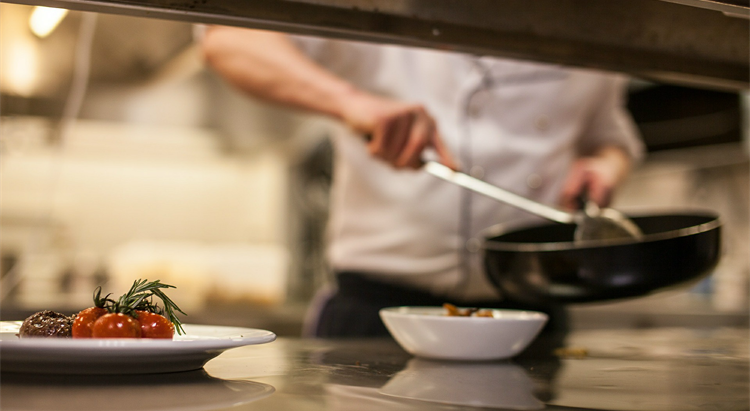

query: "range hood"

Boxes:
[3, 0, 748, 91]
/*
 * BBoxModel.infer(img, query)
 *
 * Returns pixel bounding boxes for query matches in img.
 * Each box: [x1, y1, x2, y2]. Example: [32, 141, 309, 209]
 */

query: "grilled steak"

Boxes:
[18, 310, 75, 338]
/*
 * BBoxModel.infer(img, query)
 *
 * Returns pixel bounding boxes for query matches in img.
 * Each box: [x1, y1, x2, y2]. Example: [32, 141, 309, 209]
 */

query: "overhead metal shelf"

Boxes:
[3, 0, 748, 91]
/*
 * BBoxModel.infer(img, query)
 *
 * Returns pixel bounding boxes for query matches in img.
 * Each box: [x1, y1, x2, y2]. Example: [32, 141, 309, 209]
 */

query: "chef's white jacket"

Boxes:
[291, 36, 644, 301]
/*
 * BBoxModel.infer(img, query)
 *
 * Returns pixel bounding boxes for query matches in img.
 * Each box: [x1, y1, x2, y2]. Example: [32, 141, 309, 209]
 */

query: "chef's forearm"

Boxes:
[200, 26, 360, 123]
[199, 27, 457, 168]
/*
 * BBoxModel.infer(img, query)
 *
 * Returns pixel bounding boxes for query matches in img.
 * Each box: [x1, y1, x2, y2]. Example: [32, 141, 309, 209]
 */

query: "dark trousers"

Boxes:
[314, 272, 568, 338]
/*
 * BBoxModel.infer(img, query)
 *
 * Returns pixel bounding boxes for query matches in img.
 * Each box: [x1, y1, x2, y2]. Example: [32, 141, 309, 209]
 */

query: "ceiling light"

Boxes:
[29, 6, 68, 38]
[1, 40, 38, 96]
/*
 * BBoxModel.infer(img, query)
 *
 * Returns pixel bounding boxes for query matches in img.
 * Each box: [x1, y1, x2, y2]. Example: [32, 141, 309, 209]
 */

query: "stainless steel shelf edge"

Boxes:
[3, 0, 748, 91]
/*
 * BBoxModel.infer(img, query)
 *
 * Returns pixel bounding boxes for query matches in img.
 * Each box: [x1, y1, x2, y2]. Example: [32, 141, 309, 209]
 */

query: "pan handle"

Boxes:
[361, 134, 576, 224]
[424, 161, 576, 224]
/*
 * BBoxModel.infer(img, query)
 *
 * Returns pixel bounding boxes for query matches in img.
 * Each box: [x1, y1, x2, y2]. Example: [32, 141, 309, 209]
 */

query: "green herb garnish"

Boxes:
[93, 279, 187, 335]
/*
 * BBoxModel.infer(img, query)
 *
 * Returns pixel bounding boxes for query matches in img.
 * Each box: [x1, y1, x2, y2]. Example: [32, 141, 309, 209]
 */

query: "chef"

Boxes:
[200, 27, 645, 337]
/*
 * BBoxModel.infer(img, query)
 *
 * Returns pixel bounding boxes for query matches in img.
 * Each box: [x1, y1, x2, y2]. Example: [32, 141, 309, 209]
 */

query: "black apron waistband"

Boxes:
[334, 272, 503, 308]
[314, 272, 568, 337]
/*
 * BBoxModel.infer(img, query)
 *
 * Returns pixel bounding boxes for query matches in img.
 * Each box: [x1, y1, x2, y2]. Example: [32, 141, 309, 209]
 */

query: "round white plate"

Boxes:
[0, 322, 276, 374]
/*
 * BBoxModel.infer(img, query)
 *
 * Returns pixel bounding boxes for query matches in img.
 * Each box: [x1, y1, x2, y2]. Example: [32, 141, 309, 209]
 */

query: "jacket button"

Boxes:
[469, 166, 485, 179]
[535, 116, 550, 131]
[465, 238, 482, 253]
[468, 102, 482, 117]
[527, 173, 543, 189]
[468, 90, 489, 117]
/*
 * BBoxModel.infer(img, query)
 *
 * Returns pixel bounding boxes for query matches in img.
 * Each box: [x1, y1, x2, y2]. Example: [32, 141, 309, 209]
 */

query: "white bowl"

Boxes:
[379, 306, 548, 361]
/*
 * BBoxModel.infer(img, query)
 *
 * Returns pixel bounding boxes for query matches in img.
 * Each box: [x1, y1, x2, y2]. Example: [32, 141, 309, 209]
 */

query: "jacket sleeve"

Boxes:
[579, 74, 645, 163]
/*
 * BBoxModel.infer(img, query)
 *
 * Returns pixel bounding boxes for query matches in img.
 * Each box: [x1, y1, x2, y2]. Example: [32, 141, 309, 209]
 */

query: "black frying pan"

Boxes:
[482, 211, 721, 305]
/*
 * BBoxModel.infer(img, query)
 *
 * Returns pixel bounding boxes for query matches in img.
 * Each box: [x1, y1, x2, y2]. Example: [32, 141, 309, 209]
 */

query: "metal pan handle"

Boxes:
[361, 134, 575, 224]
[424, 161, 577, 224]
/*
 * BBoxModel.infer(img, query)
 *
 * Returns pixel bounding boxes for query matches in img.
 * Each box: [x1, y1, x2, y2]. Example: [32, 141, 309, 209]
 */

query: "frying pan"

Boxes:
[481, 211, 721, 305]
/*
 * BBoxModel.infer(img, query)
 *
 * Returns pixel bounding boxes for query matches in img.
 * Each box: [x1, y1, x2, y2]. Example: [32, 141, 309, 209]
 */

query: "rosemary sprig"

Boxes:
[92, 286, 116, 309]
[100, 279, 187, 335]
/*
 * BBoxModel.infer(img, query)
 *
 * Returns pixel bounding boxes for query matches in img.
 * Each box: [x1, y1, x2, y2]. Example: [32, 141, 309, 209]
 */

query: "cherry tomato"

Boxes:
[91, 313, 142, 338]
[135, 310, 174, 339]
[72, 307, 108, 338]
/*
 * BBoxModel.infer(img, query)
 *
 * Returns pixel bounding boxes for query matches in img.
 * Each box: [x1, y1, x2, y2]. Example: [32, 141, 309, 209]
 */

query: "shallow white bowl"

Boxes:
[379, 306, 548, 361]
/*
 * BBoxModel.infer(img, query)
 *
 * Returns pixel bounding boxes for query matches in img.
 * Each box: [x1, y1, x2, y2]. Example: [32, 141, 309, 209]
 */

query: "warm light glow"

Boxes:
[29, 6, 68, 38]
[1, 40, 38, 96]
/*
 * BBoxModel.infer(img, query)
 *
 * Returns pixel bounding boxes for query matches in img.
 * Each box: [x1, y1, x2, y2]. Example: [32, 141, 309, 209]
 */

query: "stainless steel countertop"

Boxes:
[1, 327, 747, 411]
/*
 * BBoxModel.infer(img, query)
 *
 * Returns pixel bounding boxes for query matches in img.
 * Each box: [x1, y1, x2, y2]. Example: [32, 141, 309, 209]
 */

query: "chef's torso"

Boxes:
[291, 36, 643, 301]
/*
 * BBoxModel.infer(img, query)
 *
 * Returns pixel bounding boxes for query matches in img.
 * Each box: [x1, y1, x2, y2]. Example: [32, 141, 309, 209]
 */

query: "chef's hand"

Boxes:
[340, 91, 459, 170]
[559, 146, 632, 210]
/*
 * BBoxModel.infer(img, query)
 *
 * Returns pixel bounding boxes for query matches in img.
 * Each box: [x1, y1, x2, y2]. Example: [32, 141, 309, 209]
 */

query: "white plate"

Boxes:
[380, 306, 548, 361]
[0, 322, 276, 374]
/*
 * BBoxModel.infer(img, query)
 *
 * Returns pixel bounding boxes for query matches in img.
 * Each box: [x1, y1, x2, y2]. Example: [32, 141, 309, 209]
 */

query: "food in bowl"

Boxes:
[380, 306, 548, 361]
[442, 303, 493, 317]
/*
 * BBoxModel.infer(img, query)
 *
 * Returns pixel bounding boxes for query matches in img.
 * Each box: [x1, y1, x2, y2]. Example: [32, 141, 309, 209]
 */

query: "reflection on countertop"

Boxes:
[210, 327, 748, 411]
[379, 358, 544, 409]
[2, 327, 747, 411]
[0, 369, 275, 411]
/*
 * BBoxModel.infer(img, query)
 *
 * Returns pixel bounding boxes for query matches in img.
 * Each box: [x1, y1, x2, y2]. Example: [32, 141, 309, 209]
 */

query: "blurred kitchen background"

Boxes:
[1, 5, 748, 335]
